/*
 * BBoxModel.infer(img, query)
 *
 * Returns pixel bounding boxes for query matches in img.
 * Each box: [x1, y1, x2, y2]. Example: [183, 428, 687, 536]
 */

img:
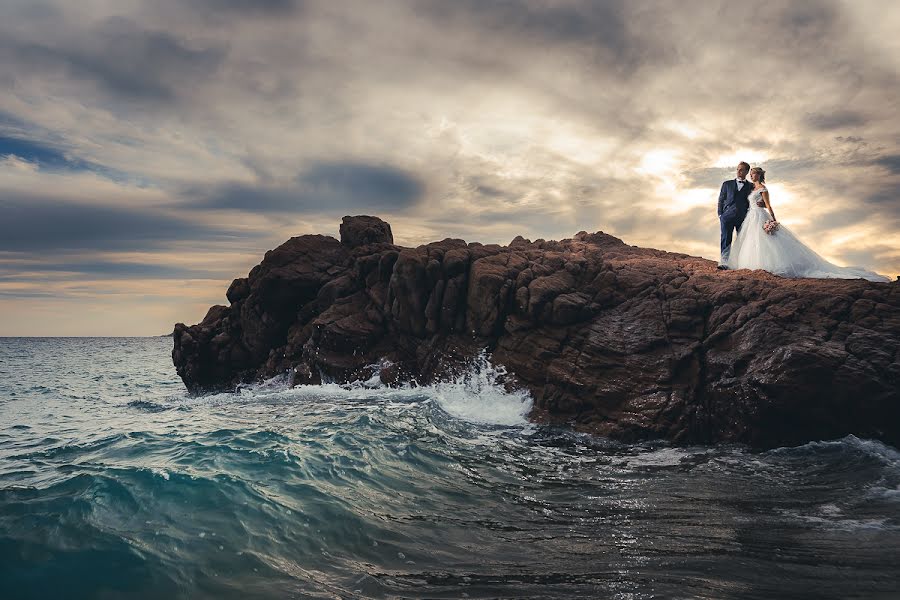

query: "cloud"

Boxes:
[874, 154, 900, 175]
[0, 195, 256, 252]
[184, 161, 426, 213]
[420, 0, 659, 72]
[180, 0, 304, 16]
[0, 15, 226, 105]
[831, 243, 900, 267]
[0, 290, 60, 299]
[682, 167, 733, 190]
[864, 186, 900, 208]
[0, 261, 226, 281]
[1, 0, 900, 334]
[805, 110, 869, 131]
[300, 162, 425, 206]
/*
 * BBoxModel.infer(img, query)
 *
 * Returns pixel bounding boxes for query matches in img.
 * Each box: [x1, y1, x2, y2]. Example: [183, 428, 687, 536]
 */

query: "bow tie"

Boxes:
[737, 179, 746, 183]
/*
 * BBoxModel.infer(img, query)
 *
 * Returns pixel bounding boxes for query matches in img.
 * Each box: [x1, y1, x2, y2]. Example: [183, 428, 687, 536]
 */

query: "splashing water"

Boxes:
[429, 350, 533, 426]
[234, 350, 533, 427]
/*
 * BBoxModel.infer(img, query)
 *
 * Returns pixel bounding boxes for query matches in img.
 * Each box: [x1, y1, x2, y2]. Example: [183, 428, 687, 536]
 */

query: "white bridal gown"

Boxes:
[727, 187, 890, 282]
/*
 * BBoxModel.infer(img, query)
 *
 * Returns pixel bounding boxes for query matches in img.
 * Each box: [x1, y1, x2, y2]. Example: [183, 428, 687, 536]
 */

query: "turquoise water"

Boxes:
[1, 337, 899, 599]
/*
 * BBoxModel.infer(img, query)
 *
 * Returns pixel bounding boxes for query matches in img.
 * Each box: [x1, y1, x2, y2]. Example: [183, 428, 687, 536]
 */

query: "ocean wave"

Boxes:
[182, 350, 534, 429]
[6, 433, 127, 461]
[126, 399, 169, 413]
[765, 435, 900, 470]
[780, 507, 895, 531]
[4, 337, 900, 598]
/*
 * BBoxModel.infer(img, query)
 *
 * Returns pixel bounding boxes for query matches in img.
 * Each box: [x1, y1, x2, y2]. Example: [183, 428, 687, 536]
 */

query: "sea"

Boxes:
[1, 337, 899, 599]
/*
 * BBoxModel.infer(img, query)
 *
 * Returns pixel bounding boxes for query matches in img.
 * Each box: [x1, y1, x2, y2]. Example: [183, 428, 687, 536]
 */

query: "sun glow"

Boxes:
[714, 150, 769, 169]
[666, 187, 718, 214]
[664, 121, 701, 139]
[545, 130, 616, 165]
[637, 149, 680, 177]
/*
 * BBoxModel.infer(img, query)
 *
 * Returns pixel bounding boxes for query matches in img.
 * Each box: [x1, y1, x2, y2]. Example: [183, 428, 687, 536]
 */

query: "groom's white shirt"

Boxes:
[735, 178, 745, 190]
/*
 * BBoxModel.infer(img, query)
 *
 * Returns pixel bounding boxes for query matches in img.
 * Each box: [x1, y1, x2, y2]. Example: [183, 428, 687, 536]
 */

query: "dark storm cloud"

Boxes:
[874, 155, 900, 175]
[776, 0, 843, 40]
[301, 162, 425, 205]
[425, 0, 627, 45]
[864, 187, 900, 207]
[181, 0, 304, 16]
[471, 182, 512, 200]
[805, 110, 869, 131]
[419, 0, 668, 74]
[0, 195, 255, 253]
[760, 0, 846, 60]
[0, 16, 226, 103]
[187, 162, 425, 213]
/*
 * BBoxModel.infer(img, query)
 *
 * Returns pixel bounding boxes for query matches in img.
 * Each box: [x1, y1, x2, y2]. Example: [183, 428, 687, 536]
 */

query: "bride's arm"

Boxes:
[761, 189, 776, 221]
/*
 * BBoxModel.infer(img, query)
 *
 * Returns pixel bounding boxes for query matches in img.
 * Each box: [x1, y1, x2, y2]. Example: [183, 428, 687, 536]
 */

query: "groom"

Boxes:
[717, 161, 753, 269]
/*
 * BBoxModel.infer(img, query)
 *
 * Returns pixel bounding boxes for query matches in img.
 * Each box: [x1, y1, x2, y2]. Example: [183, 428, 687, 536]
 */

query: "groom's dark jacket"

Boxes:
[717, 179, 752, 217]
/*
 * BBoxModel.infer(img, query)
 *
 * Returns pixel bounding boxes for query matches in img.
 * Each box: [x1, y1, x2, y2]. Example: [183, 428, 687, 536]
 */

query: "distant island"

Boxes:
[172, 216, 900, 449]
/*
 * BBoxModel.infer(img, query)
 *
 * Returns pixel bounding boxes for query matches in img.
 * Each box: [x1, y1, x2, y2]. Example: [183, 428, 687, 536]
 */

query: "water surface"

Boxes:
[1, 337, 898, 599]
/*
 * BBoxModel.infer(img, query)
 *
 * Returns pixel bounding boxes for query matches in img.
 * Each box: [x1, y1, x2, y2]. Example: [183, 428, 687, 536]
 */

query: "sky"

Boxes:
[1, 0, 899, 336]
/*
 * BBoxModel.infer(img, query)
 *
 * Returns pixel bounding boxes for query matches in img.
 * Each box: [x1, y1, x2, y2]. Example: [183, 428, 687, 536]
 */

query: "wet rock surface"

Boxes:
[173, 216, 900, 448]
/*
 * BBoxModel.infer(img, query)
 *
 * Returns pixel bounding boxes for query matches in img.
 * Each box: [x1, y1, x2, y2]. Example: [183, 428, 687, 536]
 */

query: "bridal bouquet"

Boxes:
[763, 220, 779, 235]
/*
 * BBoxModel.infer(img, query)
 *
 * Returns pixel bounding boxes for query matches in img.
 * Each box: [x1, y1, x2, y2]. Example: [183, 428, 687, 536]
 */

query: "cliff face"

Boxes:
[173, 216, 900, 448]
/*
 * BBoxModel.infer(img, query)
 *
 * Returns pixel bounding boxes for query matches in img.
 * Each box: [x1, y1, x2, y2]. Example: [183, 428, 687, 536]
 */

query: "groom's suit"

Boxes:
[718, 179, 753, 264]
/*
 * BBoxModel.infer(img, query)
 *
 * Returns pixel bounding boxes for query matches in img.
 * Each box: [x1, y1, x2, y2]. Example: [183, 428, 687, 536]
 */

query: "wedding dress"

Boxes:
[727, 187, 890, 282]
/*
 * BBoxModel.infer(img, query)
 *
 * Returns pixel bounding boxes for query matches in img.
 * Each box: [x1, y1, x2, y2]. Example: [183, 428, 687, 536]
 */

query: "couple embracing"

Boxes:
[716, 162, 888, 282]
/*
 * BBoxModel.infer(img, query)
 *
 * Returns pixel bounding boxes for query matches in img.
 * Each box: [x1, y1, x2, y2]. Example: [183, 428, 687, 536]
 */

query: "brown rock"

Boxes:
[340, 215, 393, 247]
[173, 216, 900, 449]
[226, 278, 250, 304]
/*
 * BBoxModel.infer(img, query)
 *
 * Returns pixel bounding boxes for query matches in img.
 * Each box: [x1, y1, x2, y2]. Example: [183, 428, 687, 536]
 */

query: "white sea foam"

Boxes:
[430, 350, 533, 426]
[147, 467, 170, 480]
[869, 485, 900, 502]
[217, 351, 533, 427]
[781, 509, 893, 531]
[616, 447, 688, 468]
[768, 435, 900, 465]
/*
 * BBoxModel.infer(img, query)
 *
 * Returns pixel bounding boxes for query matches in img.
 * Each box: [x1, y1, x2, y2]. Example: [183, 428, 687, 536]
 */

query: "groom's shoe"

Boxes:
[717, 265, 728, 270]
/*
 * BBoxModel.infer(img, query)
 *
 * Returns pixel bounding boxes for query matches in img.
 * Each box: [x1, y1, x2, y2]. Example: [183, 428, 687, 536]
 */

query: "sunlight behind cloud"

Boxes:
[544, 127, 617, 166]
[667, 187, 718, 214]
[637, 149, 680, 178]
[714, 150, 769, 169]
[764, 183, 796, 206]
[664, 121, 701, 139]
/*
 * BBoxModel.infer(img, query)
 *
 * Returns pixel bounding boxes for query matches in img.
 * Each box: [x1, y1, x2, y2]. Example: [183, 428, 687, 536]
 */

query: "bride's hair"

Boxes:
[750, 166, 766, 183]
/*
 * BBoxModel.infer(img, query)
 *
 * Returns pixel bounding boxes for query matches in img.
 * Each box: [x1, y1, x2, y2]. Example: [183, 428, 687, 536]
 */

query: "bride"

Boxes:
[726, 167, 890, 282]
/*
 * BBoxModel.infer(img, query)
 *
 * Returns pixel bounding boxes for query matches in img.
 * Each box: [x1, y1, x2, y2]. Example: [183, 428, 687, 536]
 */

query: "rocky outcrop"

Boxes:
[173, 216, 900, 448]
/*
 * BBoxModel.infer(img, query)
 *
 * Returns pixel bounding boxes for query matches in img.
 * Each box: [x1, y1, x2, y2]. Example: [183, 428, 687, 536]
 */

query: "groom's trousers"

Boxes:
[719, 208, 745, 264]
